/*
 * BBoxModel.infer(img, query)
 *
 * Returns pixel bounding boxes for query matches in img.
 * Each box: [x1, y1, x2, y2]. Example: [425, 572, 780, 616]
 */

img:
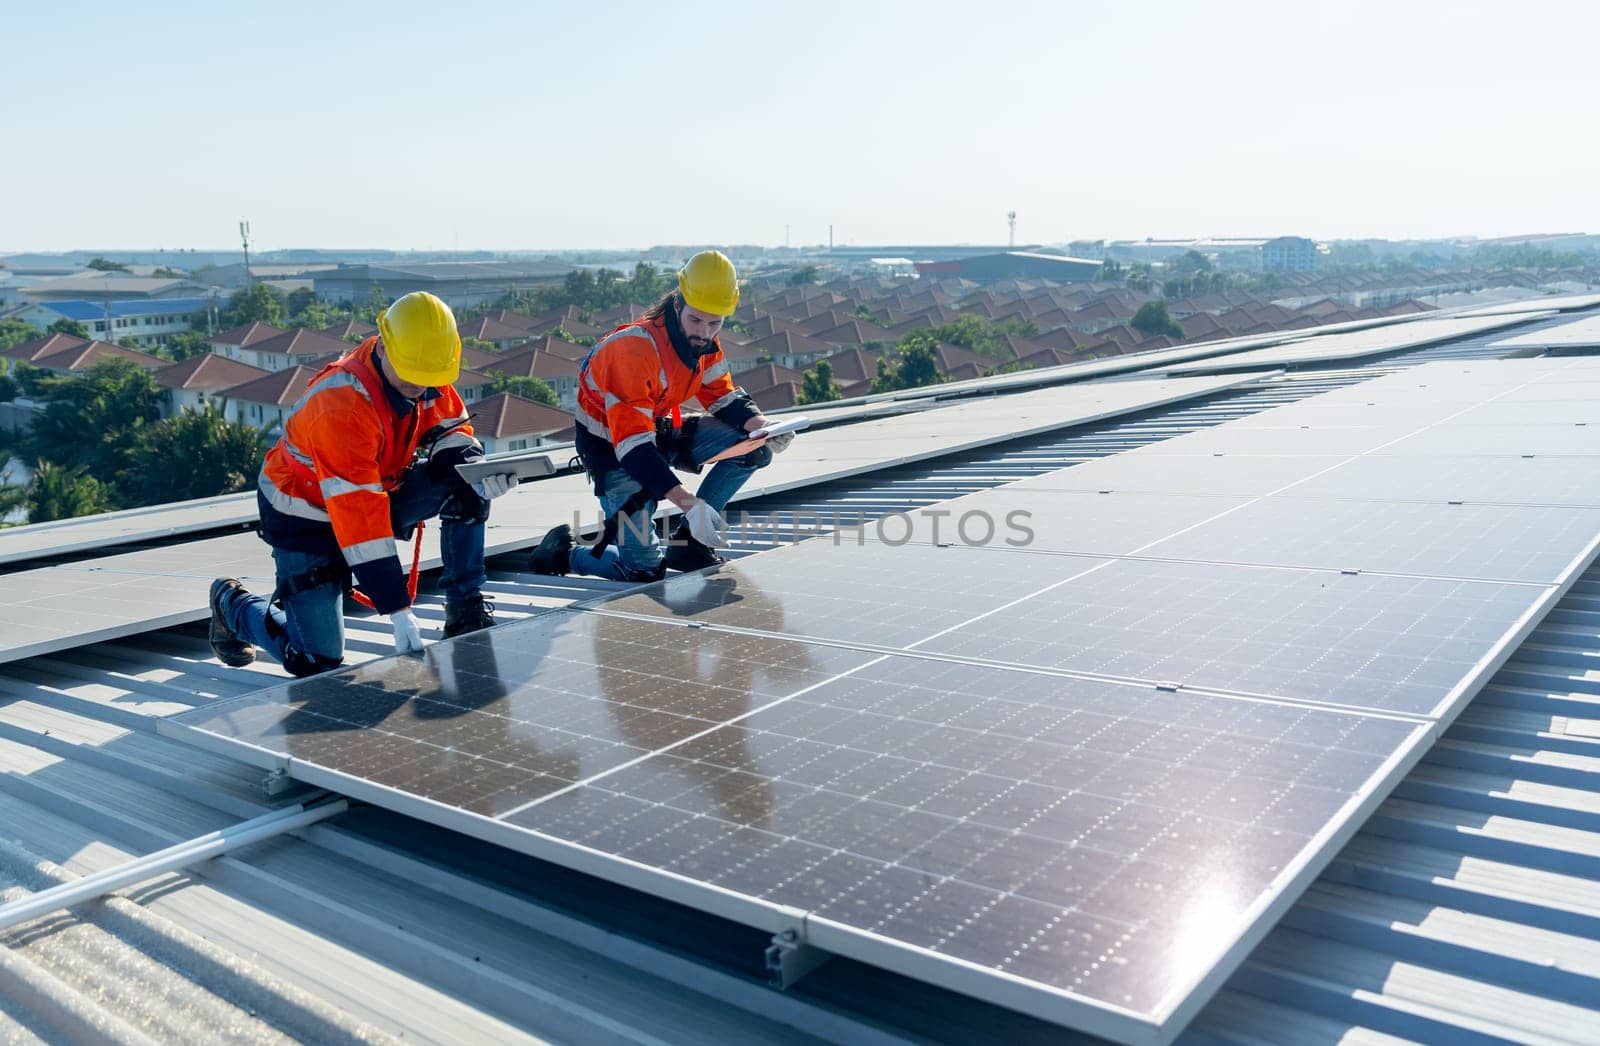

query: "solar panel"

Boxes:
[1291, 454, 1600, 507]
[164, 610, 1430, 1042]
[1382, 423, 1600, 457]
[1141, 497, 1600, 584]
[1165, 313, 1550, 376]
[1486, 312, 1600, 349]
[916, 556, 1548, 718]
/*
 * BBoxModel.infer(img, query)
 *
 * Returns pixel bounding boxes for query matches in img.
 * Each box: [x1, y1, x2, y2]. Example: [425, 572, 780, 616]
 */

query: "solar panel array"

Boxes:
[0, 372, 1255, 664]
[1164, 312, 1550, 376]
[163, 358, 1600, 1043]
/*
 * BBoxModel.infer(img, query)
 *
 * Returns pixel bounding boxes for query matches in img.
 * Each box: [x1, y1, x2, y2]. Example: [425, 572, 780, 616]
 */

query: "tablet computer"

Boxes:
[455, 453, 557, 485]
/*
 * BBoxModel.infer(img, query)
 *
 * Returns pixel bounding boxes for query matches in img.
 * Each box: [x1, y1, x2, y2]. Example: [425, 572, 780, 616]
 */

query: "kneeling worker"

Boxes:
[209, 291, 521, 675]
[530, 250, 789, 582]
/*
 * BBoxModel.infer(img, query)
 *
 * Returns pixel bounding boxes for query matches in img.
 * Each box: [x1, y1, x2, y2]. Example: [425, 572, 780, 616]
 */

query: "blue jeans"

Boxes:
[569, 417, 761, 582]
[226, 464, 487, 674]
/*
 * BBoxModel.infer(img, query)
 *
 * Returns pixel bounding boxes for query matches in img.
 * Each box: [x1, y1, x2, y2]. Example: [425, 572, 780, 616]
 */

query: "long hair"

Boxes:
[643, 289, 681, 323]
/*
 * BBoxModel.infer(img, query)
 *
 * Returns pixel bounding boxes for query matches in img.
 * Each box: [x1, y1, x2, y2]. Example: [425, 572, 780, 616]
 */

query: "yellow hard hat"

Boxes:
[377, 291, 461, 387]
[678, 250, 739, 316]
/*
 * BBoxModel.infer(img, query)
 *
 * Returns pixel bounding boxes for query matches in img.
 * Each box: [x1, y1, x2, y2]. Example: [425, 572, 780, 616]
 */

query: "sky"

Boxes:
[2, 0, 1596, 252]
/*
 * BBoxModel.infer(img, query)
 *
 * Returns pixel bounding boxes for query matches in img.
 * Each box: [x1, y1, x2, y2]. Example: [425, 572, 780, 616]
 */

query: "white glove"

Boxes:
[684, 499, 730, 548]
[391, 608, 425, 654]
[765, 431, 794, 454]
[471, 472, 518, 500]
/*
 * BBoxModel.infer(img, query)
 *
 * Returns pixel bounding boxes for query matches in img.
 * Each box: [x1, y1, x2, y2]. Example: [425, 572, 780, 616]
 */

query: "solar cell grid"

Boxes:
[917, 558, 1542, 717]
[1140, 498, 1600, 583]
[164, 606, 1433, 1038]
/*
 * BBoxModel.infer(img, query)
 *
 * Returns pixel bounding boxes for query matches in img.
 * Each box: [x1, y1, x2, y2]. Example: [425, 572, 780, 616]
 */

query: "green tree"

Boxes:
[48, 318, 91, 339]
[26, 460, 113, 522]
[798, 360, 843, 405]
[870, 345, 944, 393]
[486, 373, 558, 406]
[219, 282, 285, 327]
[150, 266, 187, 279]
[1170, 250, 1213, 276]
[853, 304, 882, 325]
[0, 318, 39, 350]
[1130, 300, 1183, 340]
[0, 371, 16, 402]
[120, 404, 267, 505]
[787, 265, 820, 286]
[0, 450, 26, 523]
[27, 357, 162, 482]
[11, 362, 46, 398]
[87, 257, 131, 272]
[164, 330, 215, 361]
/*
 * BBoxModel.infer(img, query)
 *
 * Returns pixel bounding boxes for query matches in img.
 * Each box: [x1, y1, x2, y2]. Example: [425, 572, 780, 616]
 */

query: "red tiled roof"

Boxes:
[154, 353, 270, 390]
[1, 332, 89, 364]
[243, 327, 352, 359]
[472, 392, 573, 438]
[220, 364, 320, 407]
[742, 381, 799, 409]
[322, 320, 377, 340]
[209, 322, 286, 348]
[459, 316, 532, 343]
[35, 340, 167, 372]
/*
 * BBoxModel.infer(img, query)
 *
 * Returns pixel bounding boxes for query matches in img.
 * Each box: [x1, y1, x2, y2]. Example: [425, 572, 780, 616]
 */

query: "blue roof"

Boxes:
[35, 297, 211, 321]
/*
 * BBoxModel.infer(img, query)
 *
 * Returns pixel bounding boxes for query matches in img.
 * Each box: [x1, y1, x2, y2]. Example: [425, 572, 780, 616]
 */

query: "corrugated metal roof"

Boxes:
[2, 326, 1598, 1043]
[26, 297, 212, 321]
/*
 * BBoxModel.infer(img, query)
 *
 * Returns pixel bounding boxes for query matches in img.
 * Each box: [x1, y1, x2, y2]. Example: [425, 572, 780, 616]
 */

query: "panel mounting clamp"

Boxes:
[765, 929, 832, 989]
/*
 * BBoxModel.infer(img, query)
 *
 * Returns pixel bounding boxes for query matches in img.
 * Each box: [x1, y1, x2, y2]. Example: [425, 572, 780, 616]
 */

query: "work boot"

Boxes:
[444, 593, 496, 637]
[530, 524, 573, 576]
[208, 578, 256, 667]
[662, 522, 724, 572]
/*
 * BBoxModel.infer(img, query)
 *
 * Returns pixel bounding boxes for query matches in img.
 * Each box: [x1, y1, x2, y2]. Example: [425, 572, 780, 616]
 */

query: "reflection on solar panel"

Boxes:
[162, 359, 1600, 1043]
[166, 611, 1429, 1042]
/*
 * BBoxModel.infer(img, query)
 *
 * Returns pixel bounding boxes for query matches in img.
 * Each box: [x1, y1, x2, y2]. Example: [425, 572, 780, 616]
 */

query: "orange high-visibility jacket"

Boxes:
[257, 337, 477, 612]
[575, 315, 756, 497]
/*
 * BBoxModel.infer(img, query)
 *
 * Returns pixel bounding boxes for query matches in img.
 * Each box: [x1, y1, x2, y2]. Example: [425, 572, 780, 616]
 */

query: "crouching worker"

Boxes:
[530, 250, 790, 582]
[208, 291, 521, 676]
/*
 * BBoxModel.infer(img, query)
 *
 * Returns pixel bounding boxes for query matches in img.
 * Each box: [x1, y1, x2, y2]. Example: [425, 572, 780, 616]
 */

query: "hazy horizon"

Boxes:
[4, 0, 1595, 253]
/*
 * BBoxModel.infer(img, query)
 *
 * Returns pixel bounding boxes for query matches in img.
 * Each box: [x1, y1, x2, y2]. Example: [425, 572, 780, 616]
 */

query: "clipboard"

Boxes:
[454, 453, 557, 485]
[702, 415, 810, 465]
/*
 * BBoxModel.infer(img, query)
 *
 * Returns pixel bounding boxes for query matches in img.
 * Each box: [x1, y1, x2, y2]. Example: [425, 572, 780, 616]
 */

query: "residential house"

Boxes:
[815, 347, 885, 388]
[207, 322, 287, 361]
[743, 330, 835, 371]
[227, 328, 351, 372]
[458, 316, 534, 351]
[1, 332, 89, 373]
[154, 355, 270, 418]
[478, 347, 582, 409]
[470, 392, 573, 453]
[26, 339, 167, 375]
[220, 365, 318, 432]
[453, 368, 495, 406]
[322, 320, 377, 342]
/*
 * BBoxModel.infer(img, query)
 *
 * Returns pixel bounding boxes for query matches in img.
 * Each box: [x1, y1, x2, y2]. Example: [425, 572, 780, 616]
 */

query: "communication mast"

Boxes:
[1007, 211, 1017, 248]
[239, 221, 252, 286]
